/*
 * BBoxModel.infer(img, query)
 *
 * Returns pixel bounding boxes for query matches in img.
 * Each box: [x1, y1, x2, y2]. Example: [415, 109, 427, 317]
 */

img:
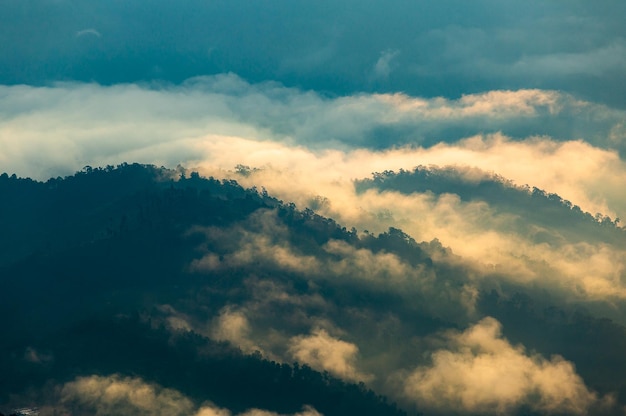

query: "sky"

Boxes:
[3, 1, 626, 415]
[3, 0, 626, 106]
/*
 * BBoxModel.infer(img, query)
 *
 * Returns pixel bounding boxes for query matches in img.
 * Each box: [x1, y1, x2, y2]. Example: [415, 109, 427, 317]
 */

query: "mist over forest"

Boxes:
[3, 1, 626, 415]
[1, 163, 626, 416]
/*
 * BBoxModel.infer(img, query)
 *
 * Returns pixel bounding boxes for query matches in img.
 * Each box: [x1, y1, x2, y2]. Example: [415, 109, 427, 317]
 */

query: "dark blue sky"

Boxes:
[3, 0, 626, 106]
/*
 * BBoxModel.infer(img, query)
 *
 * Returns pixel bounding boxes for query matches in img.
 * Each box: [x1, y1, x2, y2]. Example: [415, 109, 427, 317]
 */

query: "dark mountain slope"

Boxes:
[0, 164, 409, 416]
[2, 164, 626, 415]
[356, 166, 626, 246]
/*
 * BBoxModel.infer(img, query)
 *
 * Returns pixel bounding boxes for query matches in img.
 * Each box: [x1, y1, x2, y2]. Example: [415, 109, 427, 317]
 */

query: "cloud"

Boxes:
[404, 7, 626, 105]
[402, 317, 607, 415]
[53, 374, 322, 416]
[179, 207, 626, 409]
[3, 0, 626, 106]
[23, 347, 53, 364]
[239, 406, 321, 416]
[414, 135, 626, 221]
[60, 374, 195, 416]
[195, 405, 232, 416]
[189, 209, 478, 322]
[156, 304, 195, 333]
[3, 77, 626, 306]
[203, 154, 626, 305]
[1, 77, 625, 204]
[194, 406, 232, 416]
[76, 28, 102, 38]
[2, 78, 626, 174]
[373, 50, 399, 80]
[288, 328, 373, 382]
[210, 307, 261, 354]
[189, 209, 321, 275]
[510, 42, 626, 78]
[181, 211, 480, 391]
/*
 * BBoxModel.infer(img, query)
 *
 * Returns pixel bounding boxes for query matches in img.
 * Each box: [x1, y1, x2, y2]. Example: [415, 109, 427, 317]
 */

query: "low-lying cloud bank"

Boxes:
[3, 77, 626, 308]
[2, 75, 626, 217]
[2, 82, 626, 332]
[163, 210, 613, 415]
[181, 173, 626, 312]
[0, 75, 626, 276]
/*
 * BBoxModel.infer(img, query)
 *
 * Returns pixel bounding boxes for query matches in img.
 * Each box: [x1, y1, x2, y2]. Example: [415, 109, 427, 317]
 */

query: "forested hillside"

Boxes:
[2, 164, 626, 415]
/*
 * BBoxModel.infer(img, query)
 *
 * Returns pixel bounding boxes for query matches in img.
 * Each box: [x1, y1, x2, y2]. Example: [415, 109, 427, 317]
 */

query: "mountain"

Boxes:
[1, 164, 625, 416]
[0, 164, 407, 416]
[356, 166, 625, 246]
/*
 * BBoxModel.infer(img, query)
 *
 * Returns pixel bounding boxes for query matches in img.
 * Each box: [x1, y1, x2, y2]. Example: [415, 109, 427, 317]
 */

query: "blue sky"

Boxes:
[3, 0, 626, 105]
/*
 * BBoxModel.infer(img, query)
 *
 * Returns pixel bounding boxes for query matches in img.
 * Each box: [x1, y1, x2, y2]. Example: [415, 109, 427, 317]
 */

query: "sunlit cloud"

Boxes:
[3, 77, 626, 306]
[288, 328, 373, 382]
[402, 317, 611, 415]
[1, 76, 625, 176]
[210, 307, 261, 354]
[44, 374, 322, 416]
[60, 374, 195, 416]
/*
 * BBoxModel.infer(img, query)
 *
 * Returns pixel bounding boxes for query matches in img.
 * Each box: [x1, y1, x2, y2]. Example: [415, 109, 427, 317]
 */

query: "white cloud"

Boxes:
[0, 79, 621, 219]
[239, 406, 321, 416]
[373, 50, 399, 80]
[189, 210, 321, 275]
[60, 374, 195, 416]
[403, 317, 607, 415]
[511, 42, 626, 77]
[55, 374, 323, 416]
[288, 328, 373, 382]
[194, 404, 232, 416]
[189, 210, 479, 322]
[210, 307, 261, 354]
[4, 77, 626, 305]
[76, 28, 102, 38]
[190, 141, 626, 304]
